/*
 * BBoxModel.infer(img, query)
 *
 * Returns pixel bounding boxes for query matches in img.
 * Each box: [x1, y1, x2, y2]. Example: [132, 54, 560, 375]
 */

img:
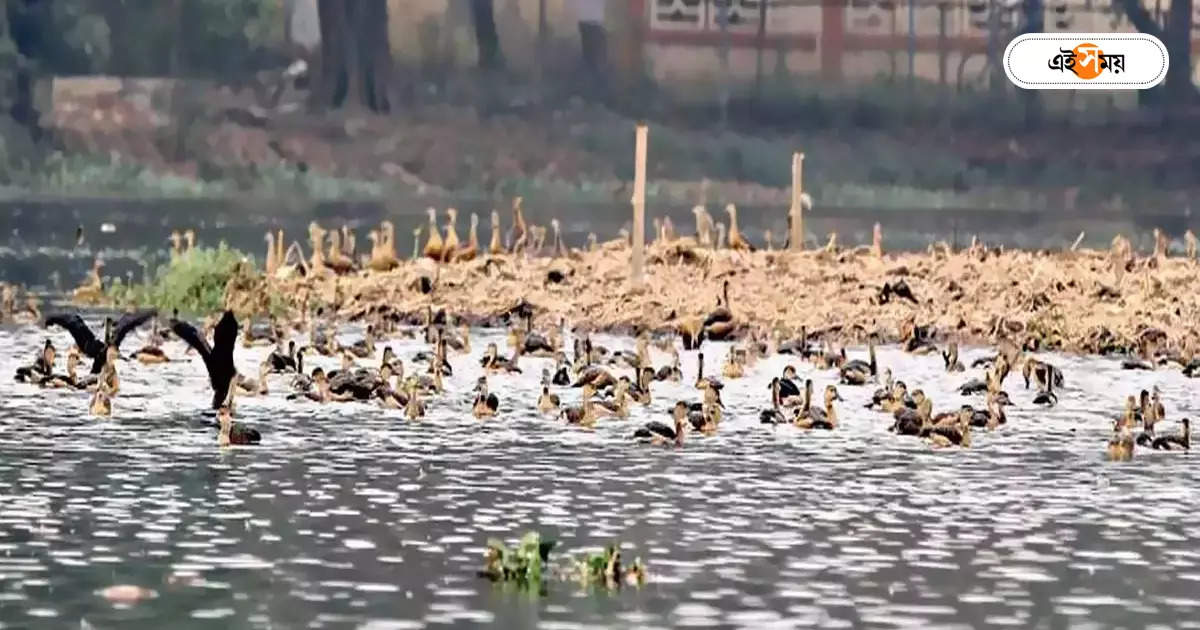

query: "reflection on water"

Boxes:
[1, 317, 1198, 629]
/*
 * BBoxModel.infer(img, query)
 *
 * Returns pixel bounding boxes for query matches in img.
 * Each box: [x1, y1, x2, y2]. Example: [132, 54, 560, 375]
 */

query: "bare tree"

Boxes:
[469, 0, 503, 70]
[311, 0, 394, 112]
[1117, 0, 1196, 105]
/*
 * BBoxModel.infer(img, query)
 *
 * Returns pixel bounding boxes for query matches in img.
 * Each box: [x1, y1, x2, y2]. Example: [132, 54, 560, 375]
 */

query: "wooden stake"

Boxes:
[631, 124, 648, 289]
[789, 152, 805, 251]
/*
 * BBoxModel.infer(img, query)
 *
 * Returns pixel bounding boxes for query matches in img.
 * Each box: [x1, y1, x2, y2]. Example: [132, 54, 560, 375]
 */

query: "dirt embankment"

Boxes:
[238, 236, 1198, 358]
[43, 77, 1200, 209]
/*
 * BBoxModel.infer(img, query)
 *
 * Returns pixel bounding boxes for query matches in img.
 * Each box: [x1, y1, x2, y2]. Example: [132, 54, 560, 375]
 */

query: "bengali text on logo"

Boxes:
[1004, 33, 1168, 90]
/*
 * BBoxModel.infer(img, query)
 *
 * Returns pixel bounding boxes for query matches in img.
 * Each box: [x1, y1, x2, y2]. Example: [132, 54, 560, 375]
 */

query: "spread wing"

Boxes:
[113, 309, 158, 348]
[169, 316, 213, 364]
[212, 311, 238, 363]
[45, 313, 103, 358]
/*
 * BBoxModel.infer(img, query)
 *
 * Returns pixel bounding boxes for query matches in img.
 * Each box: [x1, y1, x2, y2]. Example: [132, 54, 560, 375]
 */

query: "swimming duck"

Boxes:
[693, 351, 724, 392]
[1022, 357, 1064, 390]
[374, 371, 410, 410]
[881, 382, 917, 414]
[346, 325, 377, 359]
[1032, 374, 1058, 407]
[131, 320, 170, 364]
[864, 368, 894, 409]
[40, 348, 82, 389]
[591, 379, 630, 419]
[295, 368, 354, 404]
[518, 320, 557, 358]
[268, 340, 298, 373]
[288, 348, 313, 392]
[561, 384, 597, 426]
[380, 346, 404, 376]
[234, 361, 271, 397]
[572, 360, 616, 390]
[95, 346, 120, 394]
[634, 401, 688, 447]
[170, 310, 238, 409]
[793, 378, 817, 422]
[47, 309, 157, 374]
[654, 349, 683, 382]
[777, 326, 817, 358]
[240, 318, 277, 348]
[1151, 418, 1190, 451]
[443, 322, 472, 354]
[759, 377, 788, 424]
[942, 342, 965, 372]
[814, 340, 847, 370]
[1128, 395, 1158, 446]
[721, 347, 745, 379]
[537, 384, 561, 415]
[550, 352, 571, 386]
[89, 378, 113, 417]
[481, 342, 522, 374]
[973, 393, 1009, 430]
[216, 398, 260, 447]
[14, 339, 55, 383]
[839, 337, 877, 385]
[688, 384, 722, 434]
[796, 384, 842, 430]
[473, 376, 500, 419]
[404, 381, 426, 420]
[627, 367, 653, 405]
[925, 414, 971, 449]
[889, 390, 930, 435]
[1106, 415, 1136, 461]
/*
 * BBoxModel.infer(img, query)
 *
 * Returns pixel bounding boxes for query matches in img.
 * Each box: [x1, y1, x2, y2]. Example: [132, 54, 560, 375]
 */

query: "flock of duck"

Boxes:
[8, 284, 1192, 458]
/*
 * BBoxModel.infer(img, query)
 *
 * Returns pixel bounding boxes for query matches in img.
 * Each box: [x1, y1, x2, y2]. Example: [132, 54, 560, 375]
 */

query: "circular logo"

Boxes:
[1071, 43, 1104, 80]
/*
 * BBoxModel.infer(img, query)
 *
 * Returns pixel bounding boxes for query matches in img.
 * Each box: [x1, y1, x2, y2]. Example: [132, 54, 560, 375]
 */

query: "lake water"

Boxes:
[1, 313, 1197, 629]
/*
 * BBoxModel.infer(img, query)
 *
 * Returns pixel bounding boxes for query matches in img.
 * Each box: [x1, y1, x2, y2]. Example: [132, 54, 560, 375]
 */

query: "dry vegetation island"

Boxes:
[70, 199, 1200, 364]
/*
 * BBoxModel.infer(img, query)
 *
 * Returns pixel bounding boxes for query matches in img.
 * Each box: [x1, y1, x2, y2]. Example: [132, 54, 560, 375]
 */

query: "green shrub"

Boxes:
[106, 244, 251, 314]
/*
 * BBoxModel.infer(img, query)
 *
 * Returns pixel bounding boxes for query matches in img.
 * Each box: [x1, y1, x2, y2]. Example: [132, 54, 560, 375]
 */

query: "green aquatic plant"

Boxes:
[478, 532, 647, 595]
[566, 544, 647, 589]
[106, 244, 252, 314]
[479, 531, 557, 587]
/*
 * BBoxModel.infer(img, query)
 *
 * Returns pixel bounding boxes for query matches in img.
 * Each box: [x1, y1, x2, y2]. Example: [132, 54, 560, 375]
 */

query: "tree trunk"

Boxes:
[311, 0, 392, 112]
[469, 0, 503, 70]
[1118, 0, 1197, 105]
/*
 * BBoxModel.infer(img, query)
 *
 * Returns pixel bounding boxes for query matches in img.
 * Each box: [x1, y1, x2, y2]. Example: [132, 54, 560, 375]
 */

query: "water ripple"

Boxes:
[0, 320, 1196, 628]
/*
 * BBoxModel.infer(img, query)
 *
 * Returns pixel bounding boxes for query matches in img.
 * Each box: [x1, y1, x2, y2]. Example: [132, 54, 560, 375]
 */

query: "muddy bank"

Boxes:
[246, 237, 1198, 358]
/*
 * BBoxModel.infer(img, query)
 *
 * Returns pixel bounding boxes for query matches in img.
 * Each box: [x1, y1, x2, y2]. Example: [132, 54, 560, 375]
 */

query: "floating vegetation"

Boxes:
[479, 531, 556, 587]
[565, 544, 647, 589]
[478, 531, 647, 595]
[106, 244, 254, 314]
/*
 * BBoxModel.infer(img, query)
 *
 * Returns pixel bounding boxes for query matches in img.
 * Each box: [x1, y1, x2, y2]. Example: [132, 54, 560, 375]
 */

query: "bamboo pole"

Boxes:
[789, 152, 805, 251]
[631, 124, 648, 289]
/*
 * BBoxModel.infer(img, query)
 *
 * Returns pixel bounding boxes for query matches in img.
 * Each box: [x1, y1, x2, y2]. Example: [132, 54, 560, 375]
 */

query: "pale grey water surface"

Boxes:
[1, 315, 1198, 629]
